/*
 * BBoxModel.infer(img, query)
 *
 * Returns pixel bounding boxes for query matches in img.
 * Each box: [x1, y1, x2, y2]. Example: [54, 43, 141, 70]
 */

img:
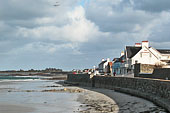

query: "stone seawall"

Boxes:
[135, 68, 170, 80]
[152, 68, 170, 80]
[134, 63, 170, 80]
[67, 74, 170, 112]
[67, 74, 92, 86]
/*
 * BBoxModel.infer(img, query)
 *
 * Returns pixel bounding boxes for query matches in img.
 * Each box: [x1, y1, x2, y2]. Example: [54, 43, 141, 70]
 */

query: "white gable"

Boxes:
[150, 47, 170, 61]
[149, 47, 162, 60]
[131, 46, 159, 65]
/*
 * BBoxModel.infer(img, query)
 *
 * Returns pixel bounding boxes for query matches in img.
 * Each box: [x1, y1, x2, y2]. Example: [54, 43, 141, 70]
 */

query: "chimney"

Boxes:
[121, 51, 124, 56]
[142, 41, 149, 48]
[102, 58, 105, 62]
[135, 43, 141, 47]
[107, 58, 110, 62]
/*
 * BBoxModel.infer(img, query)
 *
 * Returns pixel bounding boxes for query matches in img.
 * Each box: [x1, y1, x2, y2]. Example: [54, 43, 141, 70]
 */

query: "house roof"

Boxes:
[120, 55, 124, 60]
[156, 49, 170, 54]
[126, 46, 142, 58]
[113, 58, 119, 62]
[113, 58, 119, 60]
[99, 60, 107, 65]
[113, 55, 125, 63]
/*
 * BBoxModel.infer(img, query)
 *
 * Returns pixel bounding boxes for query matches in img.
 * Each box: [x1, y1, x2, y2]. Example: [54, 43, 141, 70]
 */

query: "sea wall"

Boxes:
[67, 74, 92, 86]
[152, 68, 170, 80]
[67, 74, 170, 112]
[135, 67, 170, 80]
[134, 63, 155, 76]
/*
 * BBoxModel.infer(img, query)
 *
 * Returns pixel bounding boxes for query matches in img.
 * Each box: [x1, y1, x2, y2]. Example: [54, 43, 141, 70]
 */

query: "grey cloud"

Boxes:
[0, 0, 50, 20]
[133, 0, 170, 12]
[1, 0, 170, 70]
[149, 22, 170, 43]
[0, 0, 78, 28]
[86, 1, 154, 33]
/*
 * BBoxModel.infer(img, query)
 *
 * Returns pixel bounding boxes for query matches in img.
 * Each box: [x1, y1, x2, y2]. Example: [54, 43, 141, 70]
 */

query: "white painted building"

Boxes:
[121, 41, 170, 74]
[98, 58, 110, 75]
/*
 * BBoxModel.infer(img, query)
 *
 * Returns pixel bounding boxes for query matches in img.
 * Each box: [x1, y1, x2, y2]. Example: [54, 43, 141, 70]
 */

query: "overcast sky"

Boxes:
[1, 0, 170, 70]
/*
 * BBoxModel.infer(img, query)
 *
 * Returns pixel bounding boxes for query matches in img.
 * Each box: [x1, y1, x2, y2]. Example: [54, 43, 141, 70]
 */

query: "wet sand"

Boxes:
[0, 80, 82, 113]
[0, 80, 167, 113]
[77, 87, 167, 113]
[77, 88, 119, 113]
[0, 104, 35, 113]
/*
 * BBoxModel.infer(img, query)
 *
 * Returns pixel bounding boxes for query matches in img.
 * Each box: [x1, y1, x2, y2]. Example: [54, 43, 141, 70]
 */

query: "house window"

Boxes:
[140, 53, 142, 57]
[150, 53, 152, 57]
[135, 60, 138, 64]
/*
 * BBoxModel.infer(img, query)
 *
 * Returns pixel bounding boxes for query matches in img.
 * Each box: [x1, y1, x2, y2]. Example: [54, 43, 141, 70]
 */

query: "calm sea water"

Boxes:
[0, 75, 39, 80]
[0, 76, 81, 113]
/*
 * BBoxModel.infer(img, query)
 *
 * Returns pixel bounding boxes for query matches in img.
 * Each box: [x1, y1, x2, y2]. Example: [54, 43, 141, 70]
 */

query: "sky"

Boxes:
[1, 0, 170, 71]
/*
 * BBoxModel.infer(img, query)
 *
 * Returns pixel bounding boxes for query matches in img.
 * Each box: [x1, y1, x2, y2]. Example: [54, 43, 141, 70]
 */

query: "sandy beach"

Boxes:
[0, 79, 167, 113]
[0, 79, 81, 113]
[0, 104, 35, 113]
[76, 87, 167, 113]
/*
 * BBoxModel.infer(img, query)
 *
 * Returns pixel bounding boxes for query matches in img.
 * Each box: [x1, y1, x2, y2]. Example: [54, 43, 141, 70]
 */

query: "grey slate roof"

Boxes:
[113, 55, 125, 63]
[126, 46, 142, 58]
[113, 58, 120, 63]
[99, 60, 107, 65]
[157, 49, 170, 54]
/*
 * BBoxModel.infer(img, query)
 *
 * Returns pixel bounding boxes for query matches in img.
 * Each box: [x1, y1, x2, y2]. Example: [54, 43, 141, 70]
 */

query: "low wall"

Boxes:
[134, 64, 155, 77]
[134, 63, 170, 80]
[136, 68, 170, 80]
[67, 74, 92, 86]
[67, 74, 170, 112]
[152, 68, 170, 80]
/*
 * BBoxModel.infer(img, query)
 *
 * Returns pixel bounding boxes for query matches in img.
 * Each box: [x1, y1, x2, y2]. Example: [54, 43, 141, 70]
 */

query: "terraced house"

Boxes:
[114, 41, 170, 75]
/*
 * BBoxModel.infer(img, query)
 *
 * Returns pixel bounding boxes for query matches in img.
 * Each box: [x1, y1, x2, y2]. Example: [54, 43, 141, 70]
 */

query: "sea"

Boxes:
[0, 76, 81, 113]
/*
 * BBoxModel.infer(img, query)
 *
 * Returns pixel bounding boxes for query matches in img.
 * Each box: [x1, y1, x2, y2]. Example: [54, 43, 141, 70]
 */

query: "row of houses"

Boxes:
[98, 41, 170, 76]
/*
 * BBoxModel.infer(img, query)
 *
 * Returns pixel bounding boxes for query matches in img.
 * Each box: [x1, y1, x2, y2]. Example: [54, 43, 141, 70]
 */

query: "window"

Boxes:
[150, 53, 152, 57]
[135, 60, 138, 64]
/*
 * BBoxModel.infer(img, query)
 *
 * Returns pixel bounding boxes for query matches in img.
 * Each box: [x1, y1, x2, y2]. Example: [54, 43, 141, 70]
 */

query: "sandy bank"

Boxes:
[77, 87, 167, 113]
[0, 103, 35, 113]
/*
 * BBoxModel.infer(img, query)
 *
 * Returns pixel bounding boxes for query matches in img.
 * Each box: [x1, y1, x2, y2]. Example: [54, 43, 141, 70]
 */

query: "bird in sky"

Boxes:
[54, 2, 60, 7]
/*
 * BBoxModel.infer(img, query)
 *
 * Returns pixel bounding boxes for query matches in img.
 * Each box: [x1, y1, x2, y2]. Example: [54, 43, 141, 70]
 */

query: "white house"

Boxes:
[98, 58, 110, 75]
[121, 41, 170, 74]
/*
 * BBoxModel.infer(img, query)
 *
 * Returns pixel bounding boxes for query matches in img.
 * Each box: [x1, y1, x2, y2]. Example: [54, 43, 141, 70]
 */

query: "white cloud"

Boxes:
[17, 6, 101, 43]
[9, 42, 82, 56]
[148, 12, 170, 43]
[1, 0, 170, 70]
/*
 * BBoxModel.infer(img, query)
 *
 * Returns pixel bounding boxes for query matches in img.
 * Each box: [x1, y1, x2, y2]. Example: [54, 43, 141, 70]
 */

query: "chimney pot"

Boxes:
[142, 41, 149, 48]
[135, 43, 141, 47]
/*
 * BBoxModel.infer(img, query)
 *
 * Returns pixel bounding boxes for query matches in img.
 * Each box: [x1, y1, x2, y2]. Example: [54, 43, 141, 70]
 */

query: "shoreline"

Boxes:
[0, 79, 167, 113]
[76, 87, 167, 113]
[0, 103, 35, 113]
[0, 79, 81, 113]
[77, 88, 119, 113]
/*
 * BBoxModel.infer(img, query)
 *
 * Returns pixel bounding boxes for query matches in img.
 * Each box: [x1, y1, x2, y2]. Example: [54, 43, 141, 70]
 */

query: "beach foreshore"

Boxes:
[76, 87, 167, 113]
[0, 80, 167, 113]
[0, 80, 81, 113]
[0, 104, 35, 113]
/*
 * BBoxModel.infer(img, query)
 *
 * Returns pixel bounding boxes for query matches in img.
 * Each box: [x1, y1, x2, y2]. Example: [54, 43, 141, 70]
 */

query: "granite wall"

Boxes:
[134, 63, 155, 77]
[67, 74, 92, 86]
[152, 68, 170, 80]
[67, 74, 170, 112]
[134, 63, 170, 80]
